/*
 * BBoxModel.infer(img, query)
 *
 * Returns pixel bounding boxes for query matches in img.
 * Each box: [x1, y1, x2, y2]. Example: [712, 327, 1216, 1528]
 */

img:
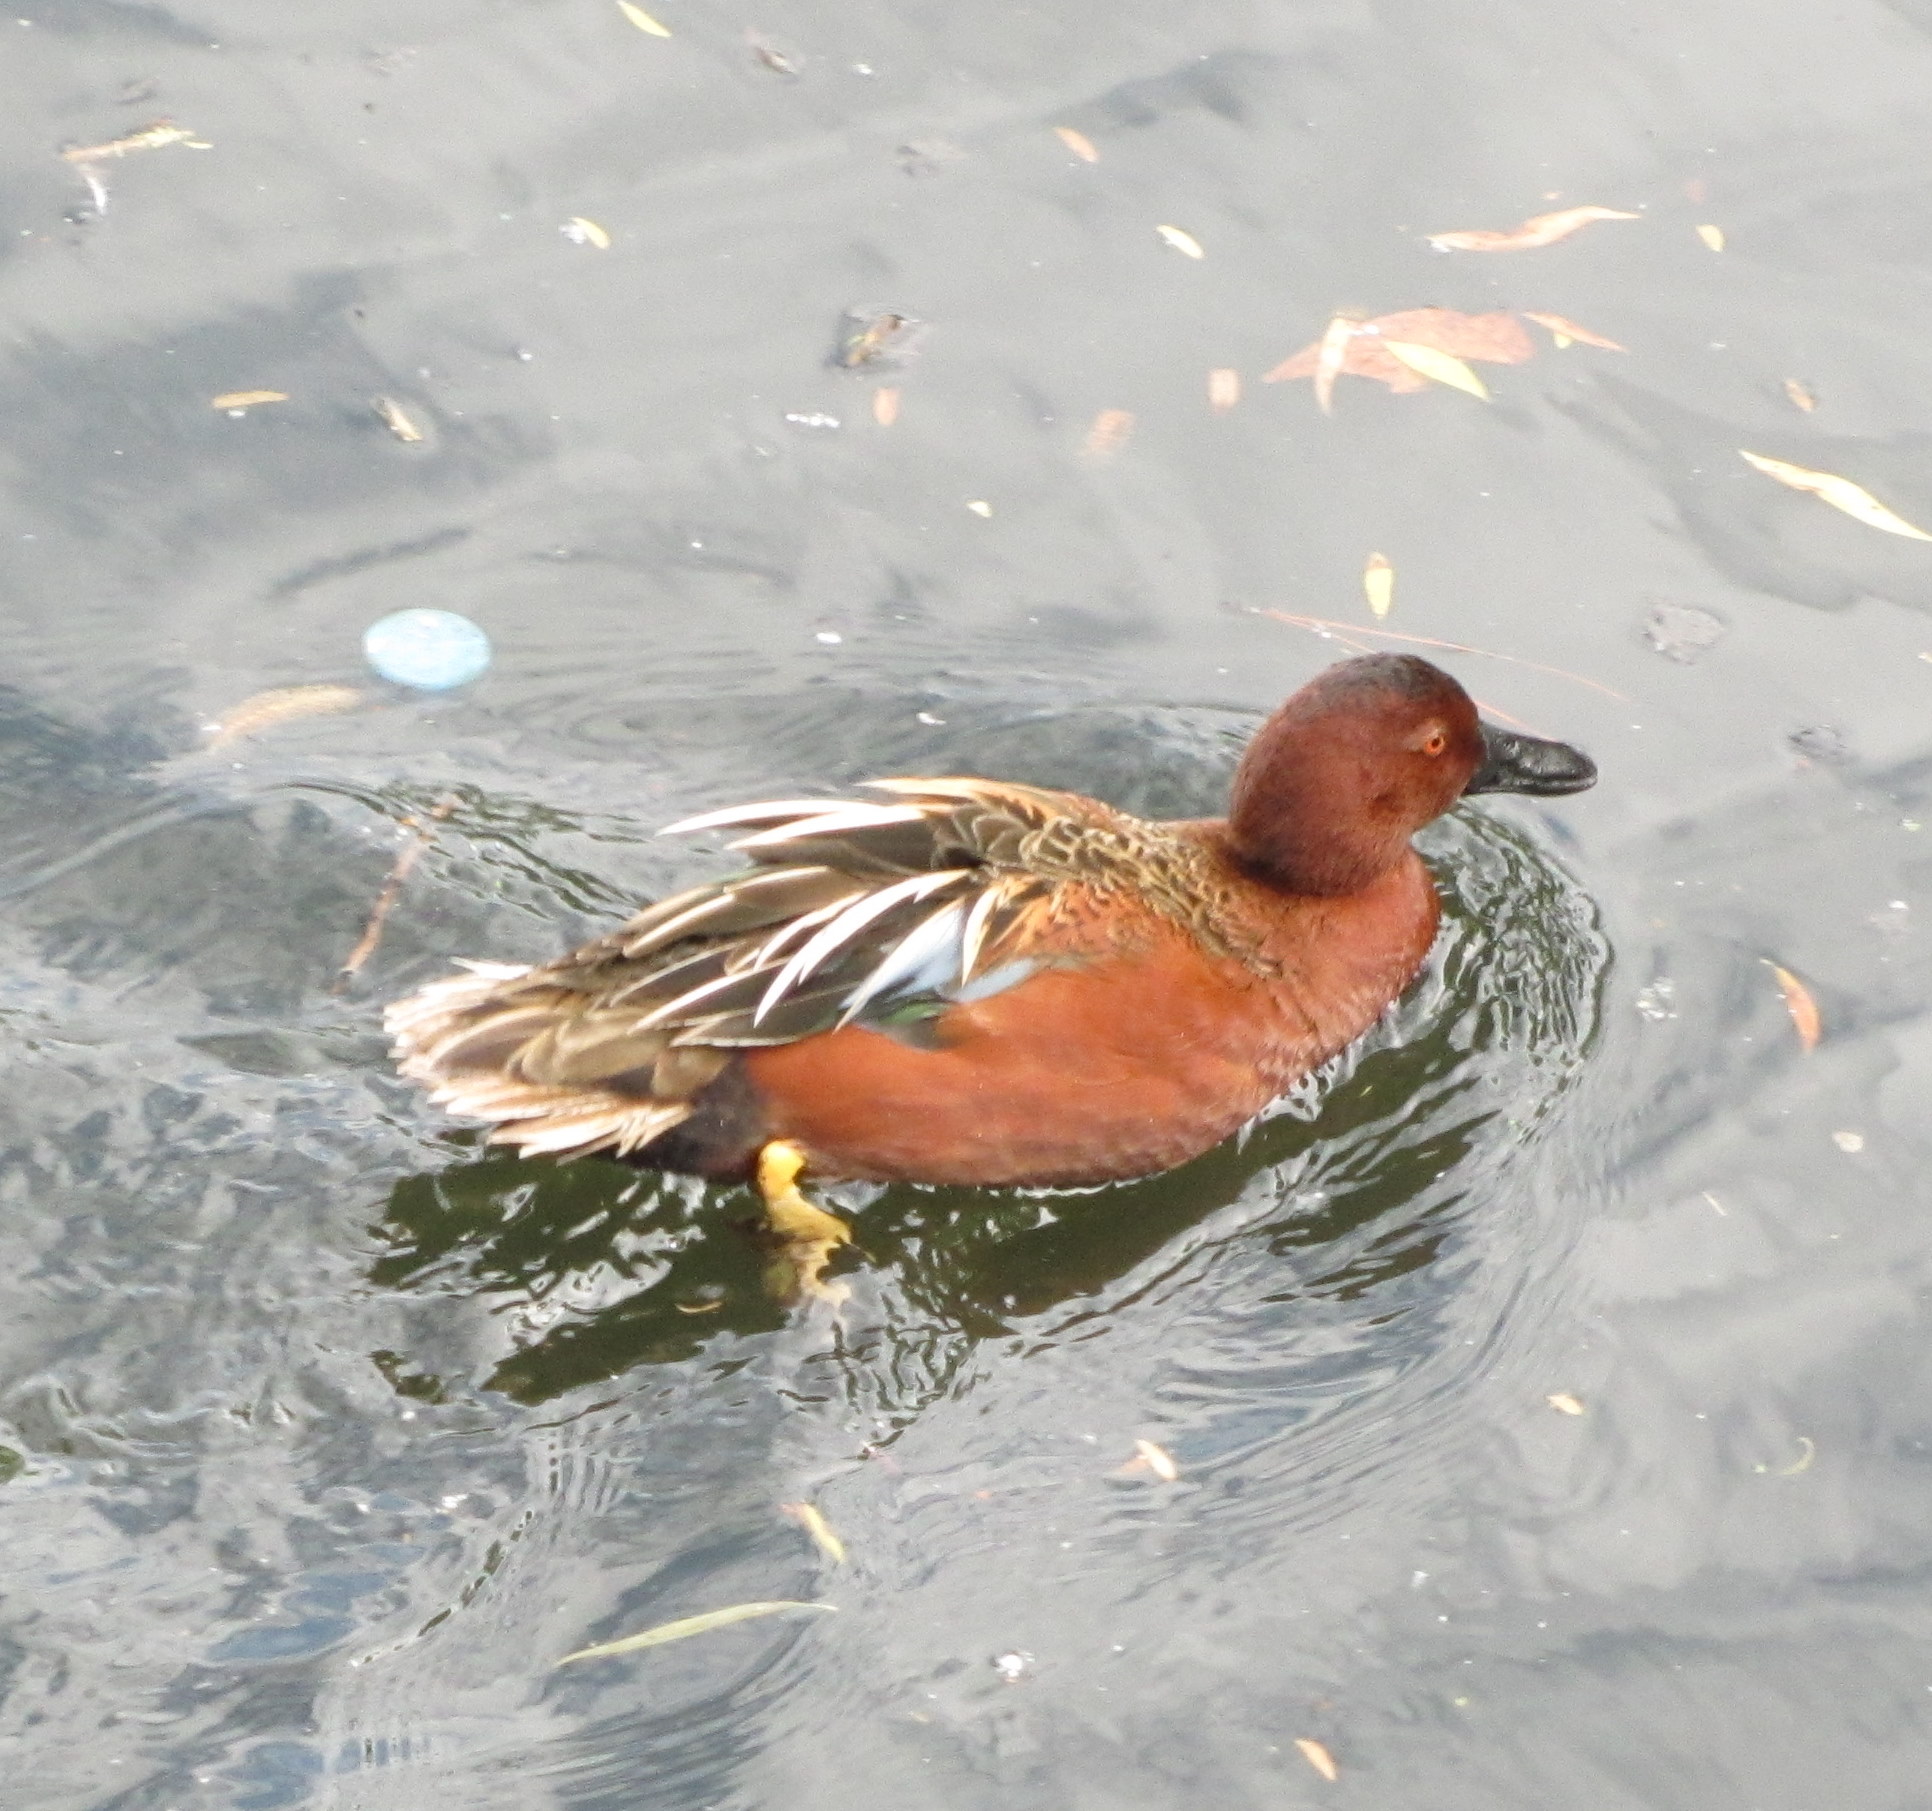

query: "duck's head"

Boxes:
[1228, 653, 1596, 895]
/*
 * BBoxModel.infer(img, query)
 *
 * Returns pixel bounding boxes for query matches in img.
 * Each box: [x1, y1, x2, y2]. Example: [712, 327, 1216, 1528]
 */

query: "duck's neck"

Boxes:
[1224, 716, 1416, 897]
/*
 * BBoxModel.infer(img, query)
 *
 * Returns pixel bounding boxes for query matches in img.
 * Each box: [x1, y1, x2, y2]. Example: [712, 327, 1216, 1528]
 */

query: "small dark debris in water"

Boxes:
[747, 31, 801, 76]
[117, 77, 160, 107]
[1788, 724, 1852, 766]
[832, 306, 926, 371]
[1643, 602, 1726, 663]
[898, 138, 966, 177]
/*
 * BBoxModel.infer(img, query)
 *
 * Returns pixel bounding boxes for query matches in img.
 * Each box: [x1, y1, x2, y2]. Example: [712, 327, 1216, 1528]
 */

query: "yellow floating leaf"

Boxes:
[872, 385, 901, 427]
[555, 1600, 834, 1666]
[1783, 378, 1817, 413]
[205, 684, 363, 747]
[1053, 126, 1099, 164]
[1382, 339, 1490, 400]
[780, 1502, 848, 1565]
[562, 216, 612, 250]
[1762, 960, 1821, 1051]
[1696, 223, 1725, 251]
[1133, 1437, 1179, 1481]
[61, 120, 197, 162]
[211, 390, 288, 410]
[1295, 1738, 1340, 1782]
[1363, 552, 1393, 619]
[1426, 204, 1639, 252]
[372, 396, 424, 442]
[1546, 1392, 1585, 1416]
[1739, 450, 1932, 541]
[1521, 311, 1626, 352]
[1312, 314, 1357, 416]
[617, 0, 672, 36]
[1084, 408, 1134, 457]
[1207, 367, 1240, 413]
[1156, 224, 1204, 259]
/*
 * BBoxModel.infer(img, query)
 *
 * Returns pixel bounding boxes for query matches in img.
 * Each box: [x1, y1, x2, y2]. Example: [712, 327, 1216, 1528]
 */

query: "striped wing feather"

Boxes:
[385, 779, 1134, 1159]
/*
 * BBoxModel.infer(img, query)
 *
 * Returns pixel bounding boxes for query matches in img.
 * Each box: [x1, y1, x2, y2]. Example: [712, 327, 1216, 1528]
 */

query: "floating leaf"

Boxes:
[872, 386, 901, 427]
[1084, 408, 1134, 456]
[834, 307, 925, 370]
[966, 499, 993, 517]
[1382, 340, 1489, 399]
[1739, 450, 1932, 541]
[1427, 204, 1639, 252]
[1696, 223, 1725, 252]
[211, 390, 288, 410]
[781, 1502, 848, 1565]
[556, 1600, 834, 1666]
[206, 684, 362, 747]
[1783, 378, 1817, 412]
[1547, 1393, 1585, 1416]
[1363, 552, 1393, 619]
[1133, 1438, 1179, 1481]
[371, 396, 424, 442]
[1312, 315, 1357, 415]
[1295, 1738, 1340, 1782]
[61, 119, 198, 162]
[1053, 126, 1099, 163]
[562, 216, 612, 249]
[1268, 309, 1533, 404]
[617, 0, 672, 36]
[1832, 1130, 1864, 1153]
[1207, 367, 1240, 413]
[1522, 311, 1626, 352]
[746, 31, 799, 75]
[1762, 960, 1821, 1051]
[1156, 223, 1204, 259]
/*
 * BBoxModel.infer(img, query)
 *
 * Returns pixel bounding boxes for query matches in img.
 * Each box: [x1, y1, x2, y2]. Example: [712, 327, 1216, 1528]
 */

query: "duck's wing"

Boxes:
[385, 778, 1159, 1159]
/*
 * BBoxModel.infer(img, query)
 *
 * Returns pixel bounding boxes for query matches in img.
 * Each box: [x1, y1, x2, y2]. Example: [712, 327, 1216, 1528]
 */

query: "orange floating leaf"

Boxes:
[1084, 408, 1134, 456]
[872, 385, 901, 427]
[1295, 1738, 1340, 1782]
[1522, 311, 1626, 352]
[206, 683, 363, 746]
[1740, 450, 1932, 541]
[1053, 126, 1099, 163]
[1207, 367, 1240, 413]
[1427, 204, 1639, 252]
[1783, 378, 1817, 412]
[1696, 223, 1725, 252]
[1267, 309, 1533, 405]
[1363, 552, 1393, 618]
[1762, 960, 1821, 1051]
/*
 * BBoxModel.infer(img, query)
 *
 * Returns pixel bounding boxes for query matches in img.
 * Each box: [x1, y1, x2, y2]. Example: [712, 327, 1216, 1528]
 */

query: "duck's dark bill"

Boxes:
[1464, 723, 1598, 797]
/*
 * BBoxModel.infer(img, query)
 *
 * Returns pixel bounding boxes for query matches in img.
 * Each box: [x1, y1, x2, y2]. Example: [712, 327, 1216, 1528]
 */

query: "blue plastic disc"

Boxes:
[363, 609, 492, 691]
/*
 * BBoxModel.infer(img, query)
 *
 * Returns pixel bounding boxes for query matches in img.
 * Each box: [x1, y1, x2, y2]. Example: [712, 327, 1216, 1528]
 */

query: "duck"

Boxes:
[385, 653, 1595, 1295]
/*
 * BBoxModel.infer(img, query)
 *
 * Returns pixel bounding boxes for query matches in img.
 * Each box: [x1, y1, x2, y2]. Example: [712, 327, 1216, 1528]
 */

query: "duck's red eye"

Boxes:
[1422, 730, 1447, 757]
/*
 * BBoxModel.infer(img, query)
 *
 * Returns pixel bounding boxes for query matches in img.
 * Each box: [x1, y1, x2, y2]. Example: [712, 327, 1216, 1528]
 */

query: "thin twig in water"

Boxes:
[1259, 610, 1628, 701]
[335, 795, 458, 991]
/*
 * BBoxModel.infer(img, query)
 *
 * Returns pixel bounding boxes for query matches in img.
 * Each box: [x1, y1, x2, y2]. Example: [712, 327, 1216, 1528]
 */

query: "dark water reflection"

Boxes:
[6, 0, 1932, 1804]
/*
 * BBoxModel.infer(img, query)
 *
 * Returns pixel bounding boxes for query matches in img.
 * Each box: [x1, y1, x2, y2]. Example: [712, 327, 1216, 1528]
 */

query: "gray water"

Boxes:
[3, 1, 1932, 1805]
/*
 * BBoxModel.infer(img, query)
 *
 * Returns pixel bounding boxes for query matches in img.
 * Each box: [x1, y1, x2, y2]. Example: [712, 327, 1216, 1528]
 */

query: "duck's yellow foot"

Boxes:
[755, 1140, 851, 1304]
